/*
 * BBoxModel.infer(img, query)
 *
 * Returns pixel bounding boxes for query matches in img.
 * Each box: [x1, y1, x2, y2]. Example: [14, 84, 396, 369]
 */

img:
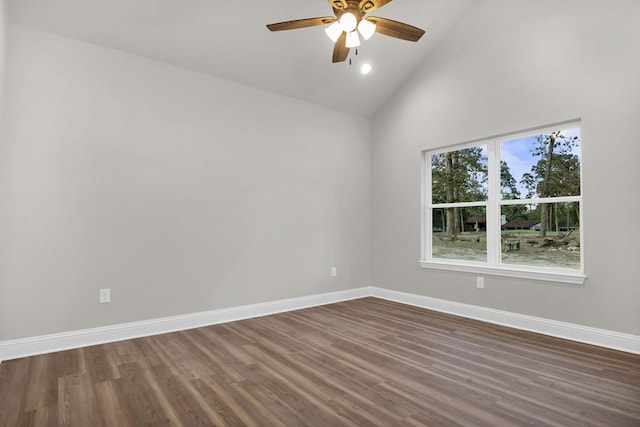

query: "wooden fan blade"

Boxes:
[366, 16, 425, 42]
[359, 0, 393, 13]
[332, 32, 350, 63]
[267, 16, 336, 31]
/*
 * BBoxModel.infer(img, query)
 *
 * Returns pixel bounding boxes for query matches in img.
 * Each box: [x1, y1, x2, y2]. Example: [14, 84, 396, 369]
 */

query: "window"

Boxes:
[421, 121, 584, 284]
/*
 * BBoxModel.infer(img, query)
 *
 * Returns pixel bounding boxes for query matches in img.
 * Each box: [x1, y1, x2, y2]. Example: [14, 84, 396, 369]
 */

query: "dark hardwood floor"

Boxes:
[1, 297, 639, 426]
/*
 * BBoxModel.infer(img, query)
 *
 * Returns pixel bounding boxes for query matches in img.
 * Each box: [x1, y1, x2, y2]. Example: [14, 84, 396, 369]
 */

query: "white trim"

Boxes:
[370, 287, 640, 355]
[499, 196, 580, 206]
[0, 287, 370, 362]
[431, 201, 488, 209]
[419, 260, 586, 285]
[1, 286, 637, 362]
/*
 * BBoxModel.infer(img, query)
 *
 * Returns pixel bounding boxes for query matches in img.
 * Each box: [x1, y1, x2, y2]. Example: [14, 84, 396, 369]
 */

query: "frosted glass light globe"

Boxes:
[325, 21, 343, 42]
[339, 12, 357, 33]
[345, 30, 361, 48]
[357, 19, 376, 40]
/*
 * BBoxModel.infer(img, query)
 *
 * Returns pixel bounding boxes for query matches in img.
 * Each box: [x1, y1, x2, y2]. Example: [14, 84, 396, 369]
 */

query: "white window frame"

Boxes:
[420, 121, 585, 285]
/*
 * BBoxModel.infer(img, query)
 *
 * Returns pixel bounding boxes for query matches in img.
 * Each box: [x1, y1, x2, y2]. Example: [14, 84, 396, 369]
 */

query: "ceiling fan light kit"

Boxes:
[339, 12, 358, 32]
[266, 0, 425, 63]
[357, 19, 376, 40]
[325, 21, 343, 42]
[345, 30, 361, 48]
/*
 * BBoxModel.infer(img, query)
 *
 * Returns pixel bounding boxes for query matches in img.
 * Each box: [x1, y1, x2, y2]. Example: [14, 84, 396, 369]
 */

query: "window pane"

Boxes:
[501, 202, 581, 270]
[432, 207, 487, 262]
[500, 127, 581, 200]
[431, 146, 488, 203]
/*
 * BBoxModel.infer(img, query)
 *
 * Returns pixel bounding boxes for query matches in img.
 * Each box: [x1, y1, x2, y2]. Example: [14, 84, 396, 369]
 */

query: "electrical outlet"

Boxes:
[99, 288, 111, 304]
[476, 277, 485, 289]
[330, 267, 337, 277]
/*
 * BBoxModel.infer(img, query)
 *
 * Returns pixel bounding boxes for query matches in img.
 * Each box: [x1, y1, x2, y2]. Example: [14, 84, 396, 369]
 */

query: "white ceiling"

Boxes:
[7, 0, 476, 117]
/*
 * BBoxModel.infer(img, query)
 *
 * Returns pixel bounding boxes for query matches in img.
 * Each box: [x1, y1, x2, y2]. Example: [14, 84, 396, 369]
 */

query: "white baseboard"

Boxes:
[370, 287, 640, 355]
[1, 286, 638, 362]
[0, 287, 370, 362]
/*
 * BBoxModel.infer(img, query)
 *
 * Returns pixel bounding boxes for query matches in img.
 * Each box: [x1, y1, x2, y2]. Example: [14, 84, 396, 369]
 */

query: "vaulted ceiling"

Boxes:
[7, 0, 476, 116]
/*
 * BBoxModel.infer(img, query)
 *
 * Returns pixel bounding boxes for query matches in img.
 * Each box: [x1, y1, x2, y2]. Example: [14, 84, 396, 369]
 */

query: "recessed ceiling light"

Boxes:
[361, 63, 372, 74]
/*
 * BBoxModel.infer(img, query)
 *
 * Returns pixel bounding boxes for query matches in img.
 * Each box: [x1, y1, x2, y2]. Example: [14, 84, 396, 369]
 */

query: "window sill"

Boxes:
[418, 260, 586, 285]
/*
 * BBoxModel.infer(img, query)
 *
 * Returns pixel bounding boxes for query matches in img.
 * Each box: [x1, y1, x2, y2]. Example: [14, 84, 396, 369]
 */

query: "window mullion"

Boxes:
[486, 140, 500, 266]
[422, 151, 431, 260]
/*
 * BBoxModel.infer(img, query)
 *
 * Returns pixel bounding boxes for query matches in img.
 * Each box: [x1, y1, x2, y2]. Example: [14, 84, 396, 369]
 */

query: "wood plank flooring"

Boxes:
[1, 297, 639, 426]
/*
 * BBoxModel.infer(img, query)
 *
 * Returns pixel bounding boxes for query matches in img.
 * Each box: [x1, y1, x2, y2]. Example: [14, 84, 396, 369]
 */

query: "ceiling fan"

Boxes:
[266, 0, 426, 63]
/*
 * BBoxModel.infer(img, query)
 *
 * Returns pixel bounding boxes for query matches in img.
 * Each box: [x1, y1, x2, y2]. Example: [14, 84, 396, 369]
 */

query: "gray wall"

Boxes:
[3, 0, 639, 343]
[0, 0, 5, 111]
[0, 26, 372, 340]
[0, 0, 7, 337]
[372, 0, 640, 335]
[0, 0, 5, 138]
